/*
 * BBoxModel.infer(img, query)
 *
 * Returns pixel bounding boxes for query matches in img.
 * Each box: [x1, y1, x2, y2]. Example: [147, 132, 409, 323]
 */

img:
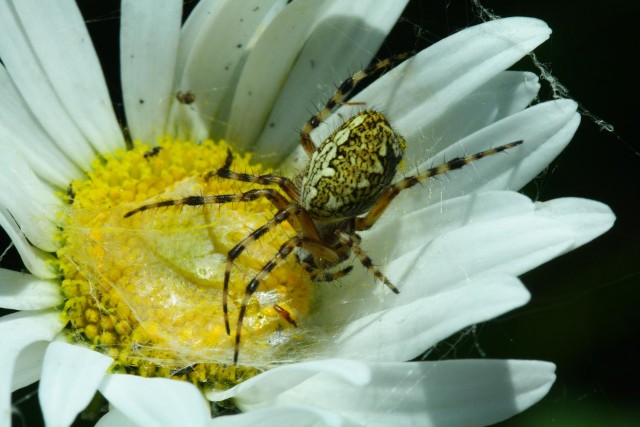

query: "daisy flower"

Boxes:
[1, 1, 615, 426]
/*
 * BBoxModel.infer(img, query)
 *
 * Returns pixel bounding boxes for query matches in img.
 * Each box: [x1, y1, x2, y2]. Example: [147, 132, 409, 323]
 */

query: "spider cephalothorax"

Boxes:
[125, 53, 521, 364]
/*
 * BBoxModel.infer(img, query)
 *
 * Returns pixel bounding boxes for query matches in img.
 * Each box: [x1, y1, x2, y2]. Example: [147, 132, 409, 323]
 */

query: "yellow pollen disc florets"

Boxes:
[56, 137, 311, 389]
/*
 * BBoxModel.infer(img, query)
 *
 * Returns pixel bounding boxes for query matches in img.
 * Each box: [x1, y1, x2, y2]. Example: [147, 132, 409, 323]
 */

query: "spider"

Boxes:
[125, 53, 522, 365]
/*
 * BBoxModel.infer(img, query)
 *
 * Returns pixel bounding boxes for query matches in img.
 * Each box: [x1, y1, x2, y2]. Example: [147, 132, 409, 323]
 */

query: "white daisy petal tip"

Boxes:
[99, 374, 211, 427]
[502, 16, 551, 33]
[509, 360, 557, 413]
[39, 342, 113, 427]
[429, 359, 556, 425]
[475, 17, 551, 47]
[536, 197, 616, 248]
[408, 98, 580, 203]
[0, 270, 62, 311]
[384, 204, 578, 301]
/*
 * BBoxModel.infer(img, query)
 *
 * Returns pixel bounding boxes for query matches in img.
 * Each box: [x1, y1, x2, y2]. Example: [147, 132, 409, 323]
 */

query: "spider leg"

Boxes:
[222, 203, 335, 335]
[233, 234, 345, 365]
[124, 187, 293, 218]
[307, 265, 353, 282]
[336, 231, 399, 294]
[299, 52, 411, 156]
[206, 167, 300, 201]
[356, 140, 523, 231]
[297, 249, 353, 282]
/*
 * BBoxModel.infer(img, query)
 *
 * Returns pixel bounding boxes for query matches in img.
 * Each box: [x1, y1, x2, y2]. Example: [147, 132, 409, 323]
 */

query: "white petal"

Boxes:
[403, 70, 541, 158]
[311, 191, 580, 330]
[366, 191, 534, 262]
[40, 342, 113, 427]
[388, 214, 575, 302]
[0, 150, 62, 252]
[99, 375, 211, 427]
[9, 0, 125, 154]
[366, 192, 614, 270]
[208, 359, 370, 403]
[0, 65, 82, 187]
[0, 310, 62, 427]
[225, 0, 333, 152]
[0, 269, 61, 310]
[11, 341, 48, 391]
[395, 99, 580, 214]
[318, 17, 551, 163]
[167, 0, 287, 141]
[330, 273, 529, 361]
[0, 208, 57, 279]
[250, 0, 410, 161]
[248, 359, 555, 427]
[442, 99, 579, 193]
[96, 409, 140, 427]
[212, 405, 342, 427]
[535, 197, 615, 247]
[0, 1, 100, 167]
[376, 194, 614, 305]
[121, 0, 182, 143]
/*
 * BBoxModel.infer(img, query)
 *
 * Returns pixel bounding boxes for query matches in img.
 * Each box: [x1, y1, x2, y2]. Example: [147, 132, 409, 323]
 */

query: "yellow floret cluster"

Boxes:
[56, 137, 311, 389]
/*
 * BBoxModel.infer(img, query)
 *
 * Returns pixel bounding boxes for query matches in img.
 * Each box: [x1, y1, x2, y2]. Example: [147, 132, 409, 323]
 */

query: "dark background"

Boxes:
[4, 1, 639, 425]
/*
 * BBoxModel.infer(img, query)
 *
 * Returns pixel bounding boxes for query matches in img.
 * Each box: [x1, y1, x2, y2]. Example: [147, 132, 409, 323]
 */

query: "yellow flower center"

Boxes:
[57, 137, 311, 389]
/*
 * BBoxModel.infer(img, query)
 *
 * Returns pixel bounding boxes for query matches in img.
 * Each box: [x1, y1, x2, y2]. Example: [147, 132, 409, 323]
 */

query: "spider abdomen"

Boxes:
[300, 110, 406, 221]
